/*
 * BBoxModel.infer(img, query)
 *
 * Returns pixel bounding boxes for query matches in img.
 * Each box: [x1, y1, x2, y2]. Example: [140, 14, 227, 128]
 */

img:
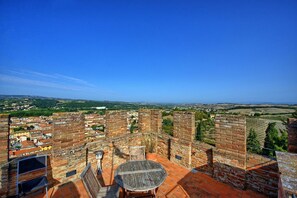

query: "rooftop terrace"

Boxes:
[0, 110, 296, 198]
[27, 154, 266, 198]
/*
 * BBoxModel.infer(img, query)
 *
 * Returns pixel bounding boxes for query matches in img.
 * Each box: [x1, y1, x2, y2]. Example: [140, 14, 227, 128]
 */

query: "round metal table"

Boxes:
[114, 160, 167, 193]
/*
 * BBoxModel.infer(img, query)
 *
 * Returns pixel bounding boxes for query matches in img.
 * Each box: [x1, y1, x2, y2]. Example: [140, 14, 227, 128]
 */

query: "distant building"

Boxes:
[95, 106, 107, 110]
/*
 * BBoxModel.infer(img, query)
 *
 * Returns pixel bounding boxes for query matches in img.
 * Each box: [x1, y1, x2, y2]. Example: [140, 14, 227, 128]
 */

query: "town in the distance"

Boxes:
[1, 95, 296, 159]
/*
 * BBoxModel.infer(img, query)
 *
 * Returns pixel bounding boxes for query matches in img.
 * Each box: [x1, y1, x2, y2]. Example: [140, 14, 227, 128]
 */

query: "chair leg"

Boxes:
[45, 186, 48, 198]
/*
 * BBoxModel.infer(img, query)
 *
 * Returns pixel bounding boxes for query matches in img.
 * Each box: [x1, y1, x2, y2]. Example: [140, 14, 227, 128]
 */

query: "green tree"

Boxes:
[263, 122, 288, 157]
[276, 130, 288, 151]
[263, 123, 279, 156]
[14, 126, 25, 132]
[130, 120, 137, 133]
[196, 122, 203, 141]
[162, 118, 173, 136]
[195, 111, 208, 121]
[247, 128, 261, 154]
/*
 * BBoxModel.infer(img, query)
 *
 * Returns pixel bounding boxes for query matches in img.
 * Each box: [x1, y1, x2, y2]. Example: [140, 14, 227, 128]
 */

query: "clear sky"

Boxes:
[0, 0, 296, 104]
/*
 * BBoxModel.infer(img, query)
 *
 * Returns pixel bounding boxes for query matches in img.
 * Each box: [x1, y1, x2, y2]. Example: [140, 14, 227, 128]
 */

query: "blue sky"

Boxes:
[0, 0, 296, 103]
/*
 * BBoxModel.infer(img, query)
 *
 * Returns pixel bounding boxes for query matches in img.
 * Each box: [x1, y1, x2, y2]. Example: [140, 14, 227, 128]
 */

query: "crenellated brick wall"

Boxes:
[191, 142, 214, 175]
[170, 112, 196, 168]
[0, 115, 9, 166]
[150, 110, 162, 133]
[105, 111, 128, 137]
[156, 133, 171, 159]
[138, 109, 162, 133]
[86, 133, 144, 172]
[51, 112, 86, 183]
[0, 111, 283, 197]
[138, 109, 151, 133]
[173, 111, 195, 142]
[52, 112, 85, 153]
[213, 115, 247, 189]
[0, 114, 9, 198]
[246, 154, 278, 197]
[170, 138, 192, 168]
[214, 115, 246, 168]
[288, 118, 297, 153]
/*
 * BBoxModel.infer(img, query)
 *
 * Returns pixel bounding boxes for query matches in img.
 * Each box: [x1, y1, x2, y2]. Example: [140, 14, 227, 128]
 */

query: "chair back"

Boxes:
[17, 155, 47, 175]
[17, 155, 48, 196]
[80, 163, 102, 198]
[129, 146, 146, 161]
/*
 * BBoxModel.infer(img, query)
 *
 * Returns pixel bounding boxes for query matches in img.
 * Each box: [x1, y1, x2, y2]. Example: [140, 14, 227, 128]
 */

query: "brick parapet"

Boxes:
[213, 162, 246, 189]
[2, 111, 282, 197]
[105, 110, 128, 137]
[0, 114, 9, 164]
[173, 111, 195, 142]
[191, 141, 214, 175]
[52, 112, 85, 155]
[288, 118, 297, 153]
[138, 109, 151, 133]
[170, 138, 192, 168]
[215, 114, 246, 168]
[213, 115, 247, 190]
[86, 133, 144, 171]
[138, 109, 162, 133]
[246, 153, 278, 197]
[156, 133, 171, 159]
[0, 114, 9, 198]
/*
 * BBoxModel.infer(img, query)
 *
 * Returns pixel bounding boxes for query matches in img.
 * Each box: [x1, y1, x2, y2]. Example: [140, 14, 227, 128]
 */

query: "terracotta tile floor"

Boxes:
[31, 155, 267, 198]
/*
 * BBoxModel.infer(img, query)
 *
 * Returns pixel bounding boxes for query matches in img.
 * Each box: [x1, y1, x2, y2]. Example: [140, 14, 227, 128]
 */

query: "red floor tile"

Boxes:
[29, 155, 267, 198]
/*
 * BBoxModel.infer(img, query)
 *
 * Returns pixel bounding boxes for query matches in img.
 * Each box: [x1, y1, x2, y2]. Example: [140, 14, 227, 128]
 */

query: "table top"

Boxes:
[114, 160, 167, 192]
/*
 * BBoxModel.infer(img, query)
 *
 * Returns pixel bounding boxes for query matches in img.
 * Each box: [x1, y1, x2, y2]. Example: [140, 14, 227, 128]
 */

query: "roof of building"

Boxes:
[276, 151, 297, 194]
[21, 140, 35, 148]
[10, 147, 41, 156]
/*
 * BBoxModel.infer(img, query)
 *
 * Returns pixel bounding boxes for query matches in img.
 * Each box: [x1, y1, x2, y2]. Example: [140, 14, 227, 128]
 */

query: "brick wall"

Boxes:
[150, 110, 162, 133]
[0, 114, 9, 198]
[213, 115, 247, 189]
[51, 112, 86, 183]
[156, 133, 171, 159]
[288, 118, 297, 153]
[191, 142, 214, 175]
[2, 110, 283, 197]
[105, 111, 128, 137]
[246, 154, 278, 197]
[86, 133, 144, 172]
[173, 111, 195, 142]
[52, 112, 85, 153]
[138, 109, 151, 133]
[214, 115, 246, 168]
[170, 138, 191, 168]
[138, 109, 162, 133]
[169, 112, 195, 168]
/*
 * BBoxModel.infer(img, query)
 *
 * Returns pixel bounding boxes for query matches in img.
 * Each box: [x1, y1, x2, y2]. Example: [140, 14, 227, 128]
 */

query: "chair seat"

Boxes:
[18, 176, 48, 195]
[97, 184, 120, 198]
